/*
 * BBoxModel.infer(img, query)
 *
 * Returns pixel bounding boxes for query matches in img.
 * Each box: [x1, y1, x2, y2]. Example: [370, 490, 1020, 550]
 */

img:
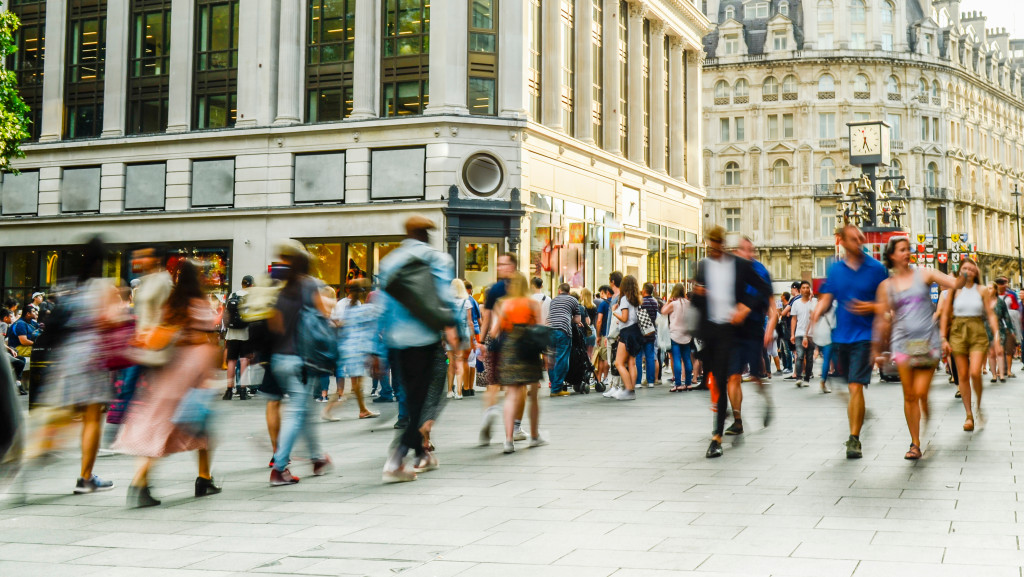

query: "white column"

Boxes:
[685, 46, 703, 188]
[574, 0, 593, 143]
[668, 37, 684, 178]
[167, 0, 195, 132]
[541, 0, 562, 128]
[649, 22, 666, 172]
[835, 0, 850, 48]
[602, 0, 620, 154]
[39, 0, 67, 142]
[426, 0, 469, 115]
[627, 2, 645, 163]
[274, 0, 302, 125]
[101, 0, 130, 137]
[236, 0, 278, 127]
[350, 0, 379, 119]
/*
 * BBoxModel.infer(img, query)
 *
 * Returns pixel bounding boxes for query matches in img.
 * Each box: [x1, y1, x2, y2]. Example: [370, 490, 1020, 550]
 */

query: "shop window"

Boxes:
[371, 147, 425, 199]
[347, 242, 368, 280]
[6, 0, 45, 141]
[125, 163, 167, 210]
[307, 0, 356, 123]
[306, 243, 344, 285]
[191, 159, 235, 207]
[65, 0, 108, 140]
[382, 0, 430, 116]
[193, 0, 239, 129]
[0, 171, 40, 216]
[62, 167, 102, 213]
[294, 152, 346, 203]
[128, 0, 172, 134]
[4, 251, 38, 297]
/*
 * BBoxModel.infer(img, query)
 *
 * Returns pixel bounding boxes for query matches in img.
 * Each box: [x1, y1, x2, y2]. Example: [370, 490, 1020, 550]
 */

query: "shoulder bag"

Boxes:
[385, 258, 456, 331]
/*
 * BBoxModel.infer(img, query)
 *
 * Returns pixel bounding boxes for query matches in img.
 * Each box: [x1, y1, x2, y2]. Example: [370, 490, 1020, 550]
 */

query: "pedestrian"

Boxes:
[478, 254, 516, 445]
[632, 283, 660, 389]
[813, 300, 836, 394]
[446, 278, 474, 399]
[7, 305, 38, 358]
[2, 309, 26, 394]
[546, 283, 582, 396]
[602, 272, 625, 398]
[530, 277, 552, 325]
[223, 275, 254, 400]
[874, 236, 966, 459]
[986, 281, 1015, 383]
[366, 286, 398, 405]
[594, 285, 612, 385]
[778, 291, 794, 374]
[267, 240, 333, 486]
[995, 277, 1022, 373]
[788, 281, 818, 387]
[373, 216, 457, 482]
[323, 278, 381, 421]
[810, 225, 889, 459]
[610, 275, 644, 401]
[115, 260, 223, 507]
[462, 280, 482, 397]
[580, 288, 598, 358]
[661, 283, 694, 392]
[493, 272, 547, 453]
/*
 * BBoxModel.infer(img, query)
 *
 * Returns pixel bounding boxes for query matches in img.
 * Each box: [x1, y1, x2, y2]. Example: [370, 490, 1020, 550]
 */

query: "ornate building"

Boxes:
[701, 0, 1024, 283]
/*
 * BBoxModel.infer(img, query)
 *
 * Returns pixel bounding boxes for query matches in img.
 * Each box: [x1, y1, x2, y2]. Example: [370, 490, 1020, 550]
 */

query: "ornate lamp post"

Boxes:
[1013, 185, 1023, 288]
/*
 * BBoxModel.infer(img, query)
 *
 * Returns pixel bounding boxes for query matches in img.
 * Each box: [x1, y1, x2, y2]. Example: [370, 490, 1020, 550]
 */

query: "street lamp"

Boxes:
[1012, 185, 1023, 288]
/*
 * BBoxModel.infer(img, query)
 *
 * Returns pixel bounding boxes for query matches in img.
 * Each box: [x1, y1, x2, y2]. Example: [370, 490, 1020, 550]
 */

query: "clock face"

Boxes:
[853, 125, 881, 155]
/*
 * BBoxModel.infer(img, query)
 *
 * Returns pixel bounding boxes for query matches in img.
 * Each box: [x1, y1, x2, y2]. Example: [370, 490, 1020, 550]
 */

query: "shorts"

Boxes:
[949, 316, 990, 355]
[256, 361, 284, 400]
[832, 341, 873, 385]
[729, 338, 764, 376]
[617, 324, 644, 358]
[226, 339, 250, 361]
[593, 344, 608, 363]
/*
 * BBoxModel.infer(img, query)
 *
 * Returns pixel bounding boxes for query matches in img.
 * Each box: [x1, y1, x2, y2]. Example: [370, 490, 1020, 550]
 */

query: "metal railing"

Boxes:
[923, 186, 948, 199]
[813, 184, 836, 197]
[819, 139, 838, 149]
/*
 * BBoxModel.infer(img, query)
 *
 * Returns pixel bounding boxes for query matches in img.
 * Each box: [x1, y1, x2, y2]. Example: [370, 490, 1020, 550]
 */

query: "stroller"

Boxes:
[566, 323, 597, 394]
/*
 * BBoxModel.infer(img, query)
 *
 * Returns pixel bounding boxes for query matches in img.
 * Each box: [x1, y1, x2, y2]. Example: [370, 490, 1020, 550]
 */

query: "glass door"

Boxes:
[460, 238, 502, 289]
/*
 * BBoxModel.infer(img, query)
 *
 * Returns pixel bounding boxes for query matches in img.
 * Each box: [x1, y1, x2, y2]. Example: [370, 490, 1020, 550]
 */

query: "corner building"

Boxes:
[0, 0, 708, 302]
[701, 0, 1024, 283]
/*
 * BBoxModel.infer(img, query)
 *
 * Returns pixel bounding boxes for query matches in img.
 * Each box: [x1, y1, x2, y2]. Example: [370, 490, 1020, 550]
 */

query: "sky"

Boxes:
[961, 0, 1024, 39]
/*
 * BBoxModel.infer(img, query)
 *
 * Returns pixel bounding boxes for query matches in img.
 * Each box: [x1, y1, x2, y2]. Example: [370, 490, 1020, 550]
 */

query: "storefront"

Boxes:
[302, 237, 405, 291]
[646, 224, 701, 297]
[529, 193, 623, 295]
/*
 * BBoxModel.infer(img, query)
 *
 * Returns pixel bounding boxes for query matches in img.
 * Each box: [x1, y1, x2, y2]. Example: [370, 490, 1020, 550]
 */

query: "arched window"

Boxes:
[853, 74, 870, 97]
[779, 1, 789, 16]
[772, 159, 791, 185]
[925, 162, 938, 188]
[734, 79, 749, 98]
[931, 80, 940, 98]
[819, 158, 836, 184]
[725, 162, 741, 186]
[882, 0, 894, 24]
[887, 75, 900, 94]
[818, 74, 835, 92]
[763, 76, 779, 98]
[888, 159, 902, 179]
[818, 0, 833, 22]
[715, 80, 729, 99]
[850, 0, 866, 22]
[954, 165, 963, 190]
[725, 5, 735, 20]
[782, 74, 798, 95]
[971, 169, 977, 192]
[918, 78, 928, 96]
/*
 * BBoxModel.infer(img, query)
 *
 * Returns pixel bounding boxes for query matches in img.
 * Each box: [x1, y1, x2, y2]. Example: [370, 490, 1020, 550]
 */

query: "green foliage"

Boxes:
[0, 8, 31, 174]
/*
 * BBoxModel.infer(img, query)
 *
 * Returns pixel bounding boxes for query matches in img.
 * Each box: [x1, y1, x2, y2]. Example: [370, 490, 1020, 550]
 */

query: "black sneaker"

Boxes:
[462, 389, 475, 397]
[724, 421, 743, 436]
[706, 440, 723, 458]
[784, 375, 799, 380]
[394, 417, 409, 429]
[845, 436, 863, 459]
[74, 475, 114, 494]
[222, 389, 233, 401]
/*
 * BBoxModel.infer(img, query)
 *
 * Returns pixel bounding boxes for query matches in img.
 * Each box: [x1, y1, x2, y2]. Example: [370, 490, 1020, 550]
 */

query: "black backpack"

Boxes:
[225, 292, 248, 329]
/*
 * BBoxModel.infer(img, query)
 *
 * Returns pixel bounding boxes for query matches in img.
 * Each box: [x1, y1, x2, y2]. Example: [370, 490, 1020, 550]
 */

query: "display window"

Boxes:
[303, 238, 403, 292]
[529, 193, 622, 295]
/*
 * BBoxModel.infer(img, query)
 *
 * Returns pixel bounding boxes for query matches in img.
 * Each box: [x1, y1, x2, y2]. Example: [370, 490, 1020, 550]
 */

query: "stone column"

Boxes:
[649, 22, 666, 172]
[685, 46, 703, 188]
[167, 0, 195, 133]
[541, 0, 562, 128]
[236, 0, 279, 127]
[602, 0, 620, 154]
[668, 37, 685, 178]
[574, 0, 594, 143]
[101, 0, 130, 137]
[350, 0, 379, 119]
[274, 0, 302, 125]
[39, 0, 68, 142]
[498, 0, 527, 118]
[626, 2, 645, 163]
[426, 0, 469, 115]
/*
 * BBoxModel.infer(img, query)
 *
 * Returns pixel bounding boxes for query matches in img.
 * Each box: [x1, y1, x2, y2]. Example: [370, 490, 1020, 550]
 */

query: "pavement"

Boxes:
[2, 368, 1024, 577]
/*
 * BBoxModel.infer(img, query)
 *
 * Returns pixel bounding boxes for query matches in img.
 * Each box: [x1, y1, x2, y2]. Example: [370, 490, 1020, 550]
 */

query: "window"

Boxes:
[931, 80, 940, 99]
[853, 74, 869, 97]
[592, 0, 602, 146]
[920, 116, 930, 141]
[194, 0, 239, 129]
[306, 0, 356, 123]
[918, 78, 928, 97]
[125, 163, 167, 210]
[65, 0, 107, 139]
[850, 33, 865, 50]
[814, 255, 836, 277]
[725, 162, 741, 186]
[724, 33, 739, 55]
[720, 118, 730, 142]
[819, 34, 833, 49]
[560, 0, 574, 132]
[773, 31, 787, 51]
[819, 206, 837, 236]
[763, 76, 778, 99]
[382, 0, 430, 116]
[767, 115, 778, 140]
[715, 79, 729, 99]
[782, 74, 797, 96]
[887, 75, 900, 95]
[886, 112, 901, 139]
[818, 74, 834, 93]
[818, 0, 833, 22]
[819, 158, 836, 184]
[888, 159, 902, 179]
[882, 1, 894, 24]
[772, 206, 792, 231]
[772, 159, 790, 185]
[127, 0, 171, 134]
[818, 112, 835, 138]
[734, 79, 749, 99]
[735, 116, 745, 140]
[850, 0, 865, 22]
[5, 1, 45, 141]
[925, 162, 938, 188]
[724, 5, 735, 20]
[783, 113, 793, 138]
[724, 208, 741, 232]
[926, 207, 938, 236]
[779, 1, 789, 16]
[744, 2, 769, 18]
[771, 258, 790, 280]
[527, 0, 540, 120]
[882, 34, 893, 51]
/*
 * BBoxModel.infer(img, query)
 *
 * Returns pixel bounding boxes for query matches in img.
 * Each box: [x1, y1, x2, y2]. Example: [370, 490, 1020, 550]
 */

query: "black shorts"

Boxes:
[729, 338, 764, 377]
[226, 339, 250, 361]
[833, 341, 873, 385]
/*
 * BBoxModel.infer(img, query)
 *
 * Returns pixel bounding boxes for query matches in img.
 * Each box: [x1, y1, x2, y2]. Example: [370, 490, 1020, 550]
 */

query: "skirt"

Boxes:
[617, 324, 645, 358]
[497, 327, 544, 386]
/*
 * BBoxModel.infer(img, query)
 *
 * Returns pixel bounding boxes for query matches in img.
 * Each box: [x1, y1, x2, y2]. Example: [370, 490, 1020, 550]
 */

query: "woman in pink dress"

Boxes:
[115, 260, 222, 507]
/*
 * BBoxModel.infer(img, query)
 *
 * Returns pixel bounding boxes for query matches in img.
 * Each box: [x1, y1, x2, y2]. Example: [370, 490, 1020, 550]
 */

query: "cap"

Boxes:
[405, 215, 436, 235]
[31, 292, 43, 299]
[791, 281, 802, 290]
[275, 239, 309, 260]
[130, 279, 141, 288]
[705, 225, 726, 244]
[241, 275, 255, 287]
[996, 276, 1008, 283]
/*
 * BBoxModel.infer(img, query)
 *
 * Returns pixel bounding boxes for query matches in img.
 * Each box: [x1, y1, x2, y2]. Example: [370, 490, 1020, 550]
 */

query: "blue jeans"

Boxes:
[671, 340, 693, 388]
[271, 354, 323, 471]
[820, 344, 833, 383]
[374, 369, 395, 401]
[548, 330, 572, 393]
[635, 340, 657, 384]
[313, 373, 330, 399]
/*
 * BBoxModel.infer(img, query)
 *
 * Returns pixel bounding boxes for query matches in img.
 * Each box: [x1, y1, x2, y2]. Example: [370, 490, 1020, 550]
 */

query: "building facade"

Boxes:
[0, 0, 709, 303]
[702, 0, 1024, 284]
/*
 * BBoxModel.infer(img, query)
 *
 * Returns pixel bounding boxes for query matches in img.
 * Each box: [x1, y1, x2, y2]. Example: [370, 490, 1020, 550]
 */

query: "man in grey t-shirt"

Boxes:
[787, 281, 818, 386]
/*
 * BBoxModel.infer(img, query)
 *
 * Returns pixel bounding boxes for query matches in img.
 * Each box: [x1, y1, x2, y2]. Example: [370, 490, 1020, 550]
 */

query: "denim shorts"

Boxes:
[728, 338, 764, 376]
[833, 341, 873, 386]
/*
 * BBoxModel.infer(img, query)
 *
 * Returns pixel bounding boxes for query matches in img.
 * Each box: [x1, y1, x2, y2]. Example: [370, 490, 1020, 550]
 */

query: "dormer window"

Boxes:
[724, 34, 740, 55]
[773, 30, 788, 50]
[779, 1, 789, 16]
[725, 5, 735, 20]
[744, 2, 769, 19]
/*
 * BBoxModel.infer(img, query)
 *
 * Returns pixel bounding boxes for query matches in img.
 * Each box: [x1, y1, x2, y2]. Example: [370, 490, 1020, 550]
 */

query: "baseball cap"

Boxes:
[31, 292, 43, 299]
[791, 281, 802, 290]
[242, 275, 255, 287]
[405, 216, 436, 235]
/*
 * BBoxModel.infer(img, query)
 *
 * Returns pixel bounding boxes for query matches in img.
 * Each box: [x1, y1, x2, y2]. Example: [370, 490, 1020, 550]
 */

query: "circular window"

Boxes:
[462, 153, 504, 197]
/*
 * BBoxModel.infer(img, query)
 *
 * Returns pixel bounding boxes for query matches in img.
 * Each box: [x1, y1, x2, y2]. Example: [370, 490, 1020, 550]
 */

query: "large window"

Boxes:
[382, 0, 430, 116]
[560, 0, 574, 132]
[307, 0, 357, 123]
[724, 208, 741, 233]
[818, 0, 833, 22]
[591, 0, 603, 146]
[818, 112, 835, 138]
[819, 158, 836, 184]
[193, 0, 239, 129]
[618, 1, 628, 153]
[6, 0, 45, 141]
[527, 0, 541, 120]
[65, 0, 107, 139]
[819, 205, 837, 236]
[725, 162, 741, 186]
[468, 0, 497, 116]
[772, 159, 791, 185]
[763, 76, 778, 100]
[850, 0, 866, 22]
[127, 0, 171, 134]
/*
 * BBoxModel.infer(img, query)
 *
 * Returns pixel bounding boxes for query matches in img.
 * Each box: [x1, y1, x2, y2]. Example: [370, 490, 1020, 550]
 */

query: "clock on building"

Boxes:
[847, 120, 891, 166]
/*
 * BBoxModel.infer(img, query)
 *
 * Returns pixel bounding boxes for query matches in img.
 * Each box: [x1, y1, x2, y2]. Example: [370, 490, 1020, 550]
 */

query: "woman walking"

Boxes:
[874, 237, 966, 459]
[940, 257, 1001, 432]
[661, 283, 693, 392]
[611, 275, 644, 401]
[115, 260, 223, 506]
[446, 279, 474, 399]
[323, 279, 380, 421]
[985, 282, 1015, 383]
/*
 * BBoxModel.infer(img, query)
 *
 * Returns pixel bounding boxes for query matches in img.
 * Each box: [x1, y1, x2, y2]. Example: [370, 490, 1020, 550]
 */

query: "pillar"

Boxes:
[101, 0, 130, 137]
[602, 0, 620, 154]
[236, 0, 278, 128]
[574, 0, 594, 143]
[426, 0, 469, 115]
[649, 21, 666, 172]
[167, 0, 195, 132]
[685, 46, 703, 188]
[668, 37, 685, 178]
[350, 0, 379, 119]
[39, 0, 67, 142]
[627, 2, 645, 163]
[274, 0, 302, 125]
[541, 0, 562, 128]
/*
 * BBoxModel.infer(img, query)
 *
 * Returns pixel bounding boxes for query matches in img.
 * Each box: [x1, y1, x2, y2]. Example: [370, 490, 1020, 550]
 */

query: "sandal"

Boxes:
[669, 387, 681, 392]
[904, 444, 922, 460]
[964, 416, 975, 432]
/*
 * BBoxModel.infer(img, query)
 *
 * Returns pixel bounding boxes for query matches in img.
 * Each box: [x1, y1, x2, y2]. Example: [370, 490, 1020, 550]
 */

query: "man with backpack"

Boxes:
[224, 275, 254, 400]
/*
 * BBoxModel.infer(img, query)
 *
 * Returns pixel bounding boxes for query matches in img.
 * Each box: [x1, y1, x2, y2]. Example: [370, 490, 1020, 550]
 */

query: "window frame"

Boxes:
[381, 0, 431, 117]
[724, 162, 741, 186]
[306, 0, 357, 123]
[5, 0, 46, 141]
[127, 0, 172, 135]
[64, 0, 108, 140]
[193, 0, 240, 130]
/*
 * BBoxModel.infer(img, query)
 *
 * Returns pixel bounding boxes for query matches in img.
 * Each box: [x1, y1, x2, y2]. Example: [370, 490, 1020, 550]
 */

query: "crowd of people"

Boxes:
[4, 218, 1024, 508]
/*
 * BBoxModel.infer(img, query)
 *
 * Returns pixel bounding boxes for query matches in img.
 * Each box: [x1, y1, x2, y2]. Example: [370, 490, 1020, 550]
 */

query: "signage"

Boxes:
[917, 234, 926, 244]
[937, 252, 948, 264]
[930, 284, 939, 304]
[951, 233, 961, 243]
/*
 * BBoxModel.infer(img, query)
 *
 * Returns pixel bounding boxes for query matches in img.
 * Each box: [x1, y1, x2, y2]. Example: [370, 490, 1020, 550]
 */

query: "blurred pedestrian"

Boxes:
[493, 272, 546, 453]
[662, 283, 693, 392]
[446, 278, 474, 399]
[323, 278, 380, 421]
[223, 275, 255, 400]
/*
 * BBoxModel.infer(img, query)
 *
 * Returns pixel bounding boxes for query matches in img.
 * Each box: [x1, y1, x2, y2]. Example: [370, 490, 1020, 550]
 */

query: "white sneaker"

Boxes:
[529, 434, 549, 448]
[647, 382, 655, 388]
[603, 385, 619, 398]
[820, 381, 832, 394]
[447, 391, 455, 399]
[741, 373, 752, 382]
[795, 380, 804, 388]
[512, 427, 527, 441]
[479, 408, 498, 446]
[503, 441, 515, 454]
[616, 388, 636, 401]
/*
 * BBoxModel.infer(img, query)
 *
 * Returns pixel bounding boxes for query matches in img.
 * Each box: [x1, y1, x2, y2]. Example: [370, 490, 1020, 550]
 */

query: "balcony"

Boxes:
[714, 97, 730, 105]
[819, 139, 839, 149]
[734, 95, 749, 104]
[923, 186, 948, 200]
[890, 139, 903, 150]
[818, 91, 835, 100]
[814, 184, 837, 197]
[782, 92, 797, 100]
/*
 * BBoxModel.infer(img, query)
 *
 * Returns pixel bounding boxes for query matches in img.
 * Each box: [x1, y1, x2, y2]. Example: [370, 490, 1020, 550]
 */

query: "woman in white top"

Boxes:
[661, 283, 694, 392]
[446, 279, 475, 399]
[611, 275, 643, 400]
[939, 258, 1001, 431]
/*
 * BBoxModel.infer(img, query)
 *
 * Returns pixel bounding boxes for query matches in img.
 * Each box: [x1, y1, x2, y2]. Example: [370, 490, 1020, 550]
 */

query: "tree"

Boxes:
[0, 8, 31, 174]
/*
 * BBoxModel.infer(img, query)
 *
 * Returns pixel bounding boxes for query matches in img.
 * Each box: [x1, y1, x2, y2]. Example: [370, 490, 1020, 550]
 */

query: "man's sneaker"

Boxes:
[512, 427, 527, 441]
[550, 390, 571, 397]
[820, 381, 832, 394]
[373, 396, 395, 403]
[724, 421, 743, 436]
[270, 468, 301, 486]
[529, 434, 549, 448]
[795, 380, 804, 388]
[741, 373, 752, 382]
[616, 388, 636, 401]
[382, 467, 417, 484]
[312, 455, 333, 476]
[784, 375, 799, 380]
[503, 441, 515, 454]
[74, 475, 114, 494]
[706, 440, 723, 458]
[845, 436, 863, 459]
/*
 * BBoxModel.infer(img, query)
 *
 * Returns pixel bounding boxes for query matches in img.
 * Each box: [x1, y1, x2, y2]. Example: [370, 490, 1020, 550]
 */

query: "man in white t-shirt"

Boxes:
[787, 281, 818, 387]
[530, 277, 551, 325]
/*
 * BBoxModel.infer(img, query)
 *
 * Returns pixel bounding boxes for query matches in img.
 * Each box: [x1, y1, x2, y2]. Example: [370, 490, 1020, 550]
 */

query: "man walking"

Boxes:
[224, 275, 254, 400]
[547, 283, 582, 396]
[811, 225, 888, 459]
[602, 272, 624, 397]
[789, 281, 818, 387]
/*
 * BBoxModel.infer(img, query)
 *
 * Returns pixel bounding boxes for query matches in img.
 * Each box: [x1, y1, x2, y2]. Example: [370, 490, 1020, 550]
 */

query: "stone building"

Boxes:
[0, 0, 708, 303]
[702, 0, 1024, 284]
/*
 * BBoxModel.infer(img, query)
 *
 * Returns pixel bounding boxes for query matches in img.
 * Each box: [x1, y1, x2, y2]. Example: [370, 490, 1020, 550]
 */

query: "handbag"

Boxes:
[812, 308, 835, 348]
[385, 258, 455, 331]
[129, 324, 180, 367]
[101, 320, 136, 371]
[637, 306, 656, 338]
[516, 324, 553, 359]
[295, 283, 337, 375]
[905, 338, 937, 368]
[171, 387, 219, 436]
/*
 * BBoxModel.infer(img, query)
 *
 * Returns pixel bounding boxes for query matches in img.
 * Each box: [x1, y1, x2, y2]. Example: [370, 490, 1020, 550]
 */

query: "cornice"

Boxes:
[659, 0, 713, 37]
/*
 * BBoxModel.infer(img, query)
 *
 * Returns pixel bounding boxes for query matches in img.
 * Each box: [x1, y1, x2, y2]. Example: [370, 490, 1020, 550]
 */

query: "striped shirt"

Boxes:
[547, 294, 578, 336]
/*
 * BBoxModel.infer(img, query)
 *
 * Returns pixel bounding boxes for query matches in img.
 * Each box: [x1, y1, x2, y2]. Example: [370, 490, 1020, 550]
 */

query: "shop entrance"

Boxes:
[460, 238, 502, 295]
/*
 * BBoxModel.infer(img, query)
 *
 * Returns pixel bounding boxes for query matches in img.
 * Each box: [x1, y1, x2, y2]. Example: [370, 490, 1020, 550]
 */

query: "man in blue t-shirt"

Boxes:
[811, 224, 889, 459]
[8, 305, 39, 354]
